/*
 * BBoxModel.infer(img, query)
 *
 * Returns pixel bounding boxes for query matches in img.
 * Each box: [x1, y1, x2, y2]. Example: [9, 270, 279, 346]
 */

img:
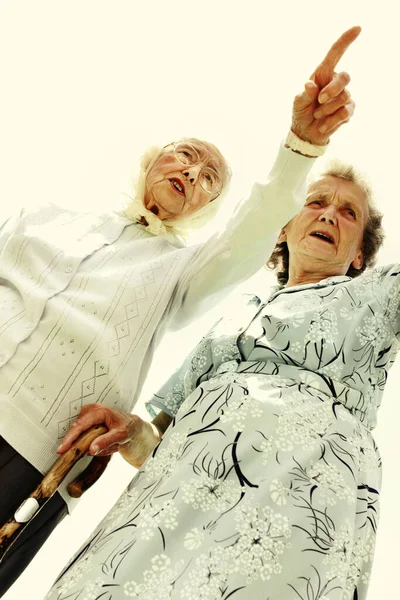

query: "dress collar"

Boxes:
[266, 275, 352, 303]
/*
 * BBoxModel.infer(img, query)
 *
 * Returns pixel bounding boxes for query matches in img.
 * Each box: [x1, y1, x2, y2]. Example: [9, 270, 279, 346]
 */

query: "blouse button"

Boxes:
[65, 266, 72, 274]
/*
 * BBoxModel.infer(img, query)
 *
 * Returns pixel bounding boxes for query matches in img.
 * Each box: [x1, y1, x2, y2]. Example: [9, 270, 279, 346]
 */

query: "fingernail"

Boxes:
[314, 110, 323, 119]
[57, 444, 63, 452]
[319, 93, 329, 104]
[319, 125, 327, 133]
[92, 445, 99, 455]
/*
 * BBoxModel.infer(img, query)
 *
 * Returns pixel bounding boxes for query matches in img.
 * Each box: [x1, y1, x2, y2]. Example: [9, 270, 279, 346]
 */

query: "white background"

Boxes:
[0, 1, 399, 598]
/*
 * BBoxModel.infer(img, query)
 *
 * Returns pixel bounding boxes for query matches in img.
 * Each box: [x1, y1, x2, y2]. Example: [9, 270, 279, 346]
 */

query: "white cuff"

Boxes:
[285, 130, 328, 157]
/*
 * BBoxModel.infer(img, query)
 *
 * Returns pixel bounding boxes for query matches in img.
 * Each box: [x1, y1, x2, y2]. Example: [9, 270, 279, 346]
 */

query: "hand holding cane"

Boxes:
[0, 424, 108, 563]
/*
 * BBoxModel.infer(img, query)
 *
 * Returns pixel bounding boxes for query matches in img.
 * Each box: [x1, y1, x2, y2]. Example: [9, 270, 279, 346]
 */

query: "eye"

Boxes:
[174, 143, 200, 165]
[347, 208, 356, 218]
[176, 149, 195, 164]
[307, 200, 322, 206]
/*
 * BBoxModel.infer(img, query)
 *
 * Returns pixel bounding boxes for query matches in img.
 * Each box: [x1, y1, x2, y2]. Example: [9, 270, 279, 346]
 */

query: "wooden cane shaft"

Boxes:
[0, 424, 107, 560]
[36, 424, 108, 498]
[67, 455, 111, 498]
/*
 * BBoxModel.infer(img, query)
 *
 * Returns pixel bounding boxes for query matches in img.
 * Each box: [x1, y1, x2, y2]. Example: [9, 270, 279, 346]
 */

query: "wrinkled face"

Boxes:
[143, 141, 225, 221]
[282, 176, 369, 278]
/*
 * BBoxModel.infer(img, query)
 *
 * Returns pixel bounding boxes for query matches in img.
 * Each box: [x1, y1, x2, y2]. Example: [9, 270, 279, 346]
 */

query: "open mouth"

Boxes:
[169, 178, 185, 196]
[310, 231, 335, 245]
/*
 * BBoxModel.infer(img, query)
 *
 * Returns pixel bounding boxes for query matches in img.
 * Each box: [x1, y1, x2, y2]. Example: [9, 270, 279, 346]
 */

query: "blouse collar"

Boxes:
[265, 274, 352, 303]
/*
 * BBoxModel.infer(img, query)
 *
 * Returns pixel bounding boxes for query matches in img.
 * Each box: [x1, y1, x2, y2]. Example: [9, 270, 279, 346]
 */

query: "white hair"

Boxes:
[307, 158, 374, 203]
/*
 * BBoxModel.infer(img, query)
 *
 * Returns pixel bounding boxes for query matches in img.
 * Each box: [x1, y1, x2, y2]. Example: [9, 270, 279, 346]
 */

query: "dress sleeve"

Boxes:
[373, 263, 400, 341]
[170, 142, 317, 329]
[145, 317, 222, 418]
[146, 293, 260, 418]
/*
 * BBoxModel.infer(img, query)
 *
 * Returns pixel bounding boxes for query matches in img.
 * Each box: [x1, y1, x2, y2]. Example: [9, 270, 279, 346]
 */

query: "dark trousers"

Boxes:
[0, 437, 67, 597]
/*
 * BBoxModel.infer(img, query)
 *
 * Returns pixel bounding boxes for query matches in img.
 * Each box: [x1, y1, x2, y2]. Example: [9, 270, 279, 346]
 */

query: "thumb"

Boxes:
[304, 80, 319, 100]
[90, 430, 128, 455]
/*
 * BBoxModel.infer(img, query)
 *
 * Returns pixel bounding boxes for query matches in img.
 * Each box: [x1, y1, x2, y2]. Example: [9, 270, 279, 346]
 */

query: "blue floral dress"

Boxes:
[45, 264, 400, 600]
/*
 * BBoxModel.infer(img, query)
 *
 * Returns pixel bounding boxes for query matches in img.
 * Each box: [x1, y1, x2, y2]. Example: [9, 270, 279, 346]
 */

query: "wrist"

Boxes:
[285, 130, 328, 158]
[152, 412, 173, 437]
[119, 419, 160, 468]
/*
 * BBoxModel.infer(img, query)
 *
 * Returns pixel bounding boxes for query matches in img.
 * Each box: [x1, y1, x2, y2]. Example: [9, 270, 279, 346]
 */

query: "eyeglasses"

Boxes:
[166, 142, 223, 196]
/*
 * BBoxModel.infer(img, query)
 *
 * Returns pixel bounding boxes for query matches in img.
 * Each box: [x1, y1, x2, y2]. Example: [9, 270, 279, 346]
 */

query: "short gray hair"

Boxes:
[267, 159, 385, 285]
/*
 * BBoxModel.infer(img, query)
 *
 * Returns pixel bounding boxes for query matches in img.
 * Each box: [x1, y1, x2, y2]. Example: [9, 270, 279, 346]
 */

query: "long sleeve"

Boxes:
[372, 263, 400, 342]
[146, 318, 221, 418]
[169, 142, 317, 329]
[0, 210, 23, 254]
[146, 293, 260, 418]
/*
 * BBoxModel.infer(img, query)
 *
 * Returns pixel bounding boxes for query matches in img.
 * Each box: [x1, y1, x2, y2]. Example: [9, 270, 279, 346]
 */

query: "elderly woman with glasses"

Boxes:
[44, 28, 371, 600]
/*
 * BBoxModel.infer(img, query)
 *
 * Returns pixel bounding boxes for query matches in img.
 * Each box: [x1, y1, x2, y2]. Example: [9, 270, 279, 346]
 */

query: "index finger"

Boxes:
[318, 26, 361, 77]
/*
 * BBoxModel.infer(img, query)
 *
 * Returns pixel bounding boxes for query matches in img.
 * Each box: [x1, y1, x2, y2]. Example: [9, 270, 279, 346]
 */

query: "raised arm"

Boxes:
[0, 210, 24, 254]
[173, 27, 360, 328]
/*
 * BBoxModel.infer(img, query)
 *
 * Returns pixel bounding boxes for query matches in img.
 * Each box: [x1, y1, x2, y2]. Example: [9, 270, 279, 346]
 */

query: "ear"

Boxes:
[351, 248, 364, 271]
[278, 228, 287, 243]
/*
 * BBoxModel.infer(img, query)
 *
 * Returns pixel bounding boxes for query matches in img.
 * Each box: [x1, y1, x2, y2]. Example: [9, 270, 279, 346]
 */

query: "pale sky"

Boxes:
[1, 1, 399, 598]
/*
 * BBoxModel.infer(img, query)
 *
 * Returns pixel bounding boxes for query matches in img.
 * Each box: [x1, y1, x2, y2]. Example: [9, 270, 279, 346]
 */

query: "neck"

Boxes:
[286, 273, 327, 288]
[285, 261, 344, 288]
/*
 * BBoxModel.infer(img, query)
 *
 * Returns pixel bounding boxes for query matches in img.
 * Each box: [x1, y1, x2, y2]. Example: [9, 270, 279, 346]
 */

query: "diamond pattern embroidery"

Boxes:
[115, 321, 130, 339]
[57, 260, 164, 437]
[58, 418, 72, 438]
[125, 302, 139, 319]
[142, 270, 155, 285]
[57, 360, 110, 438]
[94, 359, 109, 377]
[134, 286, 147, 301]
[108, 339, 120, 357]
[69, 398, 83, 419]
[81, 378, 95, 397]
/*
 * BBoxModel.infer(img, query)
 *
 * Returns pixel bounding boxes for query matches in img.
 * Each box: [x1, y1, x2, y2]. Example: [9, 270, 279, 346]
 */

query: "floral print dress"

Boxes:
[45, 264, 400, 600]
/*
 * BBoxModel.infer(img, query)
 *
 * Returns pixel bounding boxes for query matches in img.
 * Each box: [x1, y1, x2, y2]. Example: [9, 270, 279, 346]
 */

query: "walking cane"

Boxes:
[0, 424, 110, 563]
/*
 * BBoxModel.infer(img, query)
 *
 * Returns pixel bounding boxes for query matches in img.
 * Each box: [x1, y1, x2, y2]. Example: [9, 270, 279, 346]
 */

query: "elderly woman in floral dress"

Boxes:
[45, 28, 380, 600]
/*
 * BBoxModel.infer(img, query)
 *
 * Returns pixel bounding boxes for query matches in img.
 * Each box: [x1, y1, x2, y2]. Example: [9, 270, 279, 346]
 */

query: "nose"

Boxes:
[318, 205, 337, 226]
[183, 164, 202, 185]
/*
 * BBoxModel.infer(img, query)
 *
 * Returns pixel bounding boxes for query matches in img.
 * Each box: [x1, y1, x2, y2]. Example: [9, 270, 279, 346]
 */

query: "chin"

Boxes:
[152, 184, 184, 217]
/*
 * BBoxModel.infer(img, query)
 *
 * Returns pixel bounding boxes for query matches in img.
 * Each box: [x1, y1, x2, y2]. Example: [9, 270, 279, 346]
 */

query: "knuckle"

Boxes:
[131, 414, 140, 426]
[82, 404, 100, 415]
[115, 426, 128, 440]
